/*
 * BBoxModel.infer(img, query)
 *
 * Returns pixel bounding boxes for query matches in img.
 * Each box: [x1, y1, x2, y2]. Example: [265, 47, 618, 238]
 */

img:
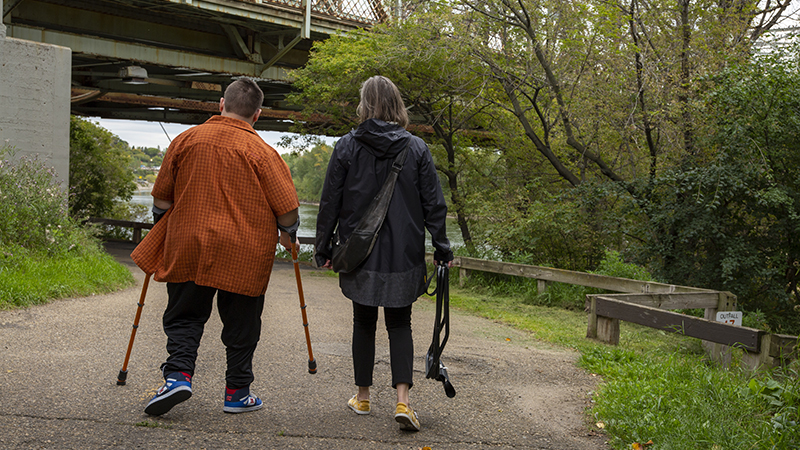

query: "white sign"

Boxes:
[716, 311, 742, 326]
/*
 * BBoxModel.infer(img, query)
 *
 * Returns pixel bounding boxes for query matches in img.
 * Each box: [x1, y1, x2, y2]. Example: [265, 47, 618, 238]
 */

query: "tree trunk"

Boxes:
[679, 0, 695, 157]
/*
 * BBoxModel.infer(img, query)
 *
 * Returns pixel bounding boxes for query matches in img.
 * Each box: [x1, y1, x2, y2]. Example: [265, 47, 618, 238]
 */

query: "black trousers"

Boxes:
[162, 281, 265, 389]
[352, 301, 414, 389]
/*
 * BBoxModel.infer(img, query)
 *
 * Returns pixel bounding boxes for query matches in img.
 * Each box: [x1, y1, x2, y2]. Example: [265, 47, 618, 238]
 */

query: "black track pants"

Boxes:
[162, 281, 265, 389]
[352, 301, 414, 389]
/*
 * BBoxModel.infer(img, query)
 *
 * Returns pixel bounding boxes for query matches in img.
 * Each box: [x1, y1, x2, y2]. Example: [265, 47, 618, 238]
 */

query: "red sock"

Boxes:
[226, 386, 249, 401]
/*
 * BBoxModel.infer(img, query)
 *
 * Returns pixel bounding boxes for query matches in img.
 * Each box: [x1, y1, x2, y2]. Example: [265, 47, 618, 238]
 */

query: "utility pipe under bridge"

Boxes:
[3, 0, 403, 130]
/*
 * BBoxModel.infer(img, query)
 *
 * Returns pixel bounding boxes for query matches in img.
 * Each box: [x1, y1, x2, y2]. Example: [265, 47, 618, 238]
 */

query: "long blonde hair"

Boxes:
[356, 76, 409, 127]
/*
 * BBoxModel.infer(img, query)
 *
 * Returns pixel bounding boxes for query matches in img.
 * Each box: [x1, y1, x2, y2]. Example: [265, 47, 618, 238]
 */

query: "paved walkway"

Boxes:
[0, 242, 608, 449]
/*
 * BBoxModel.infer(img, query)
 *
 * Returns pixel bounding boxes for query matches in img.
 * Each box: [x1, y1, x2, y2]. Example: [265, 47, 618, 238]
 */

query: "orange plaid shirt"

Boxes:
[131, 115, 299, 296]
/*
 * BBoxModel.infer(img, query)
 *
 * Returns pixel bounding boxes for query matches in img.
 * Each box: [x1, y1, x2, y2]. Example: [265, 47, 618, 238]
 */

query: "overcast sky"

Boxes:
[91, 117, 317, 154]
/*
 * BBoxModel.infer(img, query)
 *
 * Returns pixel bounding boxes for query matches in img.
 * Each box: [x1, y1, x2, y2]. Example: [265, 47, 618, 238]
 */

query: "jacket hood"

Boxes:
[353, 119, 410, 159]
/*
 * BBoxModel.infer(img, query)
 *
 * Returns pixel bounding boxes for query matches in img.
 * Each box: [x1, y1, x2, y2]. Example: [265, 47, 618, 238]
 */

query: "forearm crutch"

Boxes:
[425, 262, 456, 398]
[291, 238, 317, 374]
[117, 272, 151, 386]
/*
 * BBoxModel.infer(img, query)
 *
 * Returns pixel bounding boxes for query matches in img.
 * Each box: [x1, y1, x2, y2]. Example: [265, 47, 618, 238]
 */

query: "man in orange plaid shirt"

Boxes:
[132, 78, 299, 416]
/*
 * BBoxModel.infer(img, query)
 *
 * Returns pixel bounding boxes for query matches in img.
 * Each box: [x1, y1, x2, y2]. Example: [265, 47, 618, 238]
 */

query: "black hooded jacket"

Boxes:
[315, 119, 453, 307]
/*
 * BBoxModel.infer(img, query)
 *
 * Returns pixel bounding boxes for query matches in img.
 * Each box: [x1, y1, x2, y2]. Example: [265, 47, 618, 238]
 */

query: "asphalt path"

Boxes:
[0, 242, 608, 449]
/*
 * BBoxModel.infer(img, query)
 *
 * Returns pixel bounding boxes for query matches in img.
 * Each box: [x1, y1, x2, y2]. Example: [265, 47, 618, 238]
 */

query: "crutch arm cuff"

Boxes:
[278, 217, 300, 242]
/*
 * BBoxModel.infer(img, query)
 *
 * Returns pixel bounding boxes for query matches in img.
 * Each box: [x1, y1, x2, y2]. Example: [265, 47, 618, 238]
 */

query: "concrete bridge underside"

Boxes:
[3, 0, 393, 131]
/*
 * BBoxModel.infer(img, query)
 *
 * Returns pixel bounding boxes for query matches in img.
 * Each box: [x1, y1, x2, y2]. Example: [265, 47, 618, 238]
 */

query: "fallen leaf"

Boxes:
[632, 444, 642, 450]
[596, 422, 605, 429]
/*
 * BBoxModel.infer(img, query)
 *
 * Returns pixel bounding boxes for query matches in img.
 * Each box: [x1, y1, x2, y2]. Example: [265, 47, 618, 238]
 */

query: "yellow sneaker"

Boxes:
[347, 395, 370, 415]
[395, 402, 420, 431]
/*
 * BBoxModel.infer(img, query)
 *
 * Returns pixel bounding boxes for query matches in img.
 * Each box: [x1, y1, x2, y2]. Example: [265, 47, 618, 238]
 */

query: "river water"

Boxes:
[132, 193, 464, 250]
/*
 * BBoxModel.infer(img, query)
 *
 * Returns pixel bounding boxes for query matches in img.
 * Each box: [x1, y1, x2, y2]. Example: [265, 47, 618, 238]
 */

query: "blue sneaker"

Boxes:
[223, 387, 263, 414]
[144, 372, 192, 416]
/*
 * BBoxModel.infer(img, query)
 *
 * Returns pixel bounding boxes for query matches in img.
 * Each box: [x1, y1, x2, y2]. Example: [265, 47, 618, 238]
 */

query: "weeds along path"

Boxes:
[0, 242, 608, 449]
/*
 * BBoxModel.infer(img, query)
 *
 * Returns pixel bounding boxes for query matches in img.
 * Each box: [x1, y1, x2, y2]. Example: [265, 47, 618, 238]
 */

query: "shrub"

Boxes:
[0, 143, 133, 307]
[0, 145, 80, 253]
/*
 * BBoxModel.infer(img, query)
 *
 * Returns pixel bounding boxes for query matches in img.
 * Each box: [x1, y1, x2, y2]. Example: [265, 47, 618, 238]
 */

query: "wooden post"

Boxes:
[133, 226, 142, 244]
[742, 334, 774, 371]
[597, 316, 620, 345]
[586, 295, 619, 344]
[703, 292, 736, 367]
[586, 296, 597, 339]
[459, 268, 469, 288]
[537, 279, 547, 294]
[769, 334, 799, 364]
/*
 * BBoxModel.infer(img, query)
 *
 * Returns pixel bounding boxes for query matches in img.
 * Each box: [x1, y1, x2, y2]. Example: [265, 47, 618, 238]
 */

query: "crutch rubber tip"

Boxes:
[117, 369, 128, 386]
[308, 359, 317, 374]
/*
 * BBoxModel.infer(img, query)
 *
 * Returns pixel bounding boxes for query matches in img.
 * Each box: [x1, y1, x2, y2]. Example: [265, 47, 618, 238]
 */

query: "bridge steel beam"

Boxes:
[11, 24, 291, 81]
[3, 0, 394, 127]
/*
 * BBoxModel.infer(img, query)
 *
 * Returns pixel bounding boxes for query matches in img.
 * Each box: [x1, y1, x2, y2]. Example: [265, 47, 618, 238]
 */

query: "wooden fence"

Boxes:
[93, 219, 796, 370]
[446, 255, 797, 371]
[87, 218, 316, 245]
[87, 218, 152, 243]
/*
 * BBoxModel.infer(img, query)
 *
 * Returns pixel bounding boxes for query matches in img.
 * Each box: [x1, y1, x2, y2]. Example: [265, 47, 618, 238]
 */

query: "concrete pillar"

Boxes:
[1, 0, 6, 38]
[0, 22, 71, 191]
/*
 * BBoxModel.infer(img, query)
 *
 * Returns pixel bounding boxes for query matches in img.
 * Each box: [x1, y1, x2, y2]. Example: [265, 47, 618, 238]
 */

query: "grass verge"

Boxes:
[0, 244, 134, 309]
[445, 284, 799, 450]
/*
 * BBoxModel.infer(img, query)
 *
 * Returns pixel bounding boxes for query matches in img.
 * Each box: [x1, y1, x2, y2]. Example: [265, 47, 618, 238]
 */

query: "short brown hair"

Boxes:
[223, 78, 264, 117]
[356, 76, 409, 127]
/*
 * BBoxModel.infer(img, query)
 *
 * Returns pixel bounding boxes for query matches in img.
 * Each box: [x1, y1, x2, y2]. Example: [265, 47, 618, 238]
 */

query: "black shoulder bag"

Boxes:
[331, 143, 410, 273]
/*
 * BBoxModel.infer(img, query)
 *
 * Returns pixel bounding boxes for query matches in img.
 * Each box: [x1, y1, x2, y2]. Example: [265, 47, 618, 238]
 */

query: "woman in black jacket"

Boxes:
[315, 76, 453, 431]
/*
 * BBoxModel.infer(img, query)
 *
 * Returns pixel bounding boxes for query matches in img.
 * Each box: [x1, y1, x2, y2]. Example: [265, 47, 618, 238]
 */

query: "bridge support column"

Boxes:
[0, 20, 71, 190]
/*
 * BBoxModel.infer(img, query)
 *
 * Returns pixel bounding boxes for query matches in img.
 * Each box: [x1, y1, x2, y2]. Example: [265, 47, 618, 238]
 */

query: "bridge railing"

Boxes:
[256, 0, 397, 24]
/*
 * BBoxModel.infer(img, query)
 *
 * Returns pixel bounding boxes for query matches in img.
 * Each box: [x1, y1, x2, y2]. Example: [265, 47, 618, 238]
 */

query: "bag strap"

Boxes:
[364, 141, 409, 229]
[332, 141, 410, 243]
[390, 143, 410, 174]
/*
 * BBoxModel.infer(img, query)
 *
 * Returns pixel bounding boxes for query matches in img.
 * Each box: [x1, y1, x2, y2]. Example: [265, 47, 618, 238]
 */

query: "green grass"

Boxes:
[447, 285, 694, 354]
[443, 283, 800, 450]
[0, 244, 134, 309]
[0, 144, 136, 308]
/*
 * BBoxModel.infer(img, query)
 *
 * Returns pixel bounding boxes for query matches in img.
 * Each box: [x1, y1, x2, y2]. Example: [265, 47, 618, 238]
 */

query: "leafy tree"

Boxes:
[141, 147, 161, 158]
[454, 0, 784, 188]
[68, 116, 136, 218]
[629, 44, 800, 333]
[282, 140, 334, 202]
[286, 0, 799, 333]
[288, 9, 500, 252]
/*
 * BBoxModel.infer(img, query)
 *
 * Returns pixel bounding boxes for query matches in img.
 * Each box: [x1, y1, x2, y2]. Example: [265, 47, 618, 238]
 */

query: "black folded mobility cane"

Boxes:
[424, 262, 456, 398]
